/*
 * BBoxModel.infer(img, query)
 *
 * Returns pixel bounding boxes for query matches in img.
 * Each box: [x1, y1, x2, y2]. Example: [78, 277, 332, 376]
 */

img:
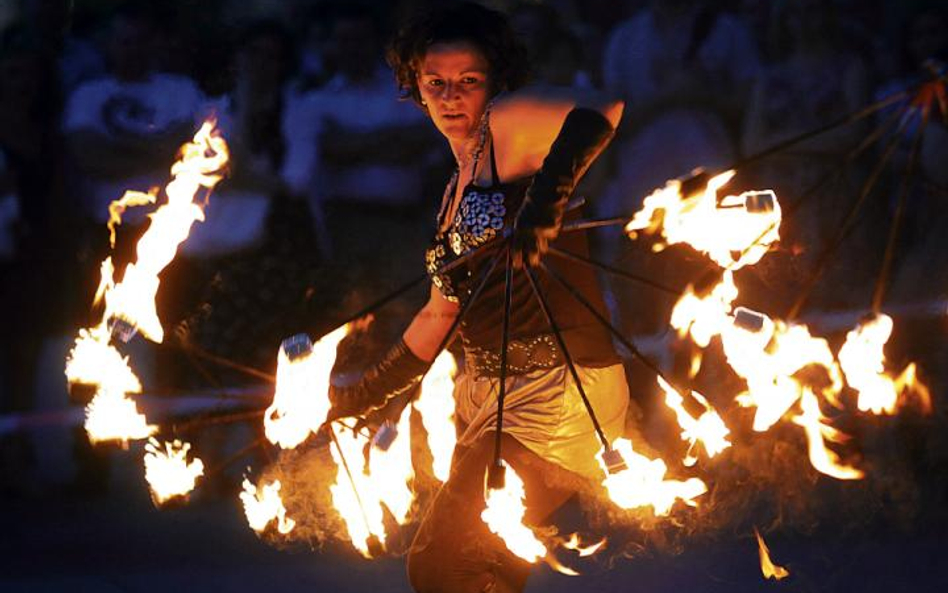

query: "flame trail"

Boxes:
[414, 351, 458, 482]
[792, 390, 864, 480]
[754, 528, 790, 580]
[657, 378, 730, 466]
[240, 477, 296, 534]
[65, 120, 229, 444]
[144, 437, 204, 504]
[329, 423, 387, 556]
[481, 464, 547, 563]
[368, 405, 416, 525]
[625, 171, 781, 269]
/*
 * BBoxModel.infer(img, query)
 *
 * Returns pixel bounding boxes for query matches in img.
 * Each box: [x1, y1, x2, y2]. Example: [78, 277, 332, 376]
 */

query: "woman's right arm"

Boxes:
[403, 285, 461, 362]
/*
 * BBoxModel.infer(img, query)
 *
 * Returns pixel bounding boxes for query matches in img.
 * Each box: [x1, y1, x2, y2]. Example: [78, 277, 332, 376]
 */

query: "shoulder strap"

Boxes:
[487, 129, 500, 185]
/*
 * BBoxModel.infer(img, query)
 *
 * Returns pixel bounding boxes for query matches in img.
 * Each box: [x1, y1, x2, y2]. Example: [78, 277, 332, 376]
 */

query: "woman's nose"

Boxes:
[441, 81, 459, 100]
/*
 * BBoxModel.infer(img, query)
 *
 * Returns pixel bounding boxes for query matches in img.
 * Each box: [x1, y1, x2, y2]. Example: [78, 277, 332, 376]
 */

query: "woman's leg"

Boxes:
[406, 432, 579, 593]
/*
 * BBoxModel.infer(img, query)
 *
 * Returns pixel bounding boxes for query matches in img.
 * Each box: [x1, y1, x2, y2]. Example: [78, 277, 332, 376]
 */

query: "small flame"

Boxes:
[791, 390, 864, 480]
[107, 189, 157, 248]
[671, 271, 738, 347]
[143, 437, 204, 504]
[625, 172, 781, 269]
[240, 477, 296, 534]
[838, 314, 930, 415]
[481, 463, 547, 563]
[414, 351, 458, 482]
[658, 378, 730, 466]
[265, 325, 351, 449]
[563, 533, 606, 557]
[599, 439, 707, 516]
[754, 528, 790, 580]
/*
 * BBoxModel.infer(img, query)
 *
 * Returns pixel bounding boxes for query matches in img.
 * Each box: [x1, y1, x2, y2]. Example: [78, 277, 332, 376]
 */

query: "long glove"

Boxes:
[327, 339, 429, 420]
[512, 107, 616, 268]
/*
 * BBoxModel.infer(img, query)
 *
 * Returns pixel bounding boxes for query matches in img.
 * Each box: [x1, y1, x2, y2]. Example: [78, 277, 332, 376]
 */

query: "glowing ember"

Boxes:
[657, 377, 730, 466]
[481, 463, 547, 563]
[625, 171, 781, 269]
[599, 439, 707, 516]
[265, 325, 351, 449]
[838, 314, 930, 415]
[103, 119, 229, 343]
[414, 351, 458, 482]
[143, 437, 204, 504]
[563, 533, 606, 557]
[240, 477, 296, 534]
[754, 528, 790, 580]
[791, 390, 864, 480]
[329, 423, 387, 556]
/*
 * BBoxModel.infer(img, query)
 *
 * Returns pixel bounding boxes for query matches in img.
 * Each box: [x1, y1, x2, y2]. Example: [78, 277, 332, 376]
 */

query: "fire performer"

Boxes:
[329, 3, 626, 591]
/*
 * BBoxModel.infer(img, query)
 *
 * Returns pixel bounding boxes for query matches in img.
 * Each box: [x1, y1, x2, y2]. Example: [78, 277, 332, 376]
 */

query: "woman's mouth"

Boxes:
[443, 113, 466, 121]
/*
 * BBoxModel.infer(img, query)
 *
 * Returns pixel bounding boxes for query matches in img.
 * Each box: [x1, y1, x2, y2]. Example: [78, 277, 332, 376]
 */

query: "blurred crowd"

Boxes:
[0, 0, 946, 495]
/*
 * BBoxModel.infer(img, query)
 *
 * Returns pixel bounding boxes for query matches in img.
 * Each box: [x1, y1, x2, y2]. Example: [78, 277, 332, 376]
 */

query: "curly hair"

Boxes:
[386, 1, 530, 108]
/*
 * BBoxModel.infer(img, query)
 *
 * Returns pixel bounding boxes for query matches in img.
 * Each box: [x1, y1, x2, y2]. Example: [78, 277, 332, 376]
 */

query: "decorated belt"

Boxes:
[464, 334, 563, 378]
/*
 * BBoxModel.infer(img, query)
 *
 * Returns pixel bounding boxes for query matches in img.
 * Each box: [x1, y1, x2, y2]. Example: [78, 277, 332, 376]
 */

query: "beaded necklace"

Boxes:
[435, 97, 496, 230]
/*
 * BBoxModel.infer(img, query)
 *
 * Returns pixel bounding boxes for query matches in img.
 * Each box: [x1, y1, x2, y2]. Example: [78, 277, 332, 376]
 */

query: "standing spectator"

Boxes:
[599, 0, 760, 336]
[281, 4, 439, 304]
[63, 4, 204, 229]
[0, 25, 65, 497]
[602, 0, 760, 210]
[741, 0, 870, 311]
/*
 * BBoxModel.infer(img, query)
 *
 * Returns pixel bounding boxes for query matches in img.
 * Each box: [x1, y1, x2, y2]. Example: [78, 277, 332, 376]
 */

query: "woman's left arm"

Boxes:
[489, 85, 624, 178]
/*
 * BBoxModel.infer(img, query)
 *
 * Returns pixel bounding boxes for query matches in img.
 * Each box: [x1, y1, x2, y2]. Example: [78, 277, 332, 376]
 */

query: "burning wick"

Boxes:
[754, 528, 790, 581]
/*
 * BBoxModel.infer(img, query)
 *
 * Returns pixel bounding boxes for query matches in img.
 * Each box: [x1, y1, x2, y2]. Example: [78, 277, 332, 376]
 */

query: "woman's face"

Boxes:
[417, 41, 491, 142]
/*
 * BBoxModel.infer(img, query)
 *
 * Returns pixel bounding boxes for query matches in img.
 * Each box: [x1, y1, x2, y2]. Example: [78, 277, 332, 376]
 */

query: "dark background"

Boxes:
[1, 0, 946, 591]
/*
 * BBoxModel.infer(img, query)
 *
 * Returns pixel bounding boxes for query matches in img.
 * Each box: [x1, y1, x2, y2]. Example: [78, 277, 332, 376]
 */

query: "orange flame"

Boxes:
[414, 351, 458, 482]
[754, 528, 790, 580]
[791, 390, 864, 480]
[143, 437, 204, 504]
[240, 477, 296, 534]
[265, 325, 350, 449]
[625, 171, 781, 269]
[481, 463, 548, 563]
[599, 439, 707, 515]
[328, 423, 387, 556]
[838, 314, 930, 415]
[657, 378, 730, 466]
[563, 532, 607, 557]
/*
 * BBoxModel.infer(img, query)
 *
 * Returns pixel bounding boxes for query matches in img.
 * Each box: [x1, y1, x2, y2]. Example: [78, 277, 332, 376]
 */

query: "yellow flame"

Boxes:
[107, 189, 157, 248]
[240, 477, 296, 534]
[563, 533, 607, 557]
[265, 325, 350, 449]
[481, 463, 548, 563]
[328, 423, 387, 556]
[625, 171, 781, 269]
[657, 377, 730, 466]
[83, 389, 156, 444]
[599, 439, 707, 516]
[722, 311, 843, 432]
[369, 406, 416, 525]
[671, 271, 738, 347]
[102, 120, 229, 343]
[754, 528, 790, 580]
[791, 390, 863, 480]
[414, 351, 458, 482]
[838, 314, 930, 415]
[143, 437, 204, 504]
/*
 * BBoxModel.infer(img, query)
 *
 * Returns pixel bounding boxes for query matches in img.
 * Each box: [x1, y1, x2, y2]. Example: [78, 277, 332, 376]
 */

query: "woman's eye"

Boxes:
[462, 77, 479, 84]
[427, 79, 444, 87]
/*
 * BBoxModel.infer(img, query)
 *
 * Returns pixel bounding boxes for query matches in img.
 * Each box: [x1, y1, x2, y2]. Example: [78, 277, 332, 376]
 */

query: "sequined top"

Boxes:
[425, 115, 619, 369]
